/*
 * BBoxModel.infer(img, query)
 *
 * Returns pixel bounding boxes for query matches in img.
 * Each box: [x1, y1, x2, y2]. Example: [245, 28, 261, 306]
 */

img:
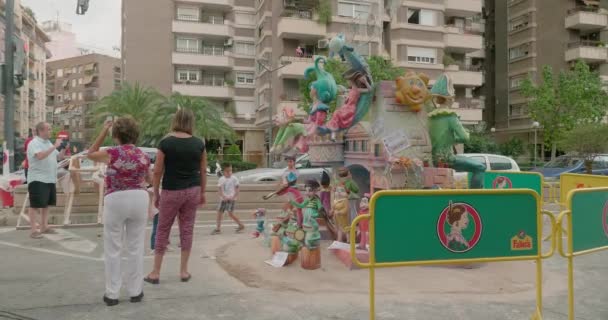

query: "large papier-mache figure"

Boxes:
[304, 56, 338, 137]
[394, 71, 431, 112]
[427, 74, 486, 188]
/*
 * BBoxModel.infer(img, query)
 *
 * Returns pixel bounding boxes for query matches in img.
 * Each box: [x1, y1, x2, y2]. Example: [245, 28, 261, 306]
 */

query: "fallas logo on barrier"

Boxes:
[511, 231, 533, 251]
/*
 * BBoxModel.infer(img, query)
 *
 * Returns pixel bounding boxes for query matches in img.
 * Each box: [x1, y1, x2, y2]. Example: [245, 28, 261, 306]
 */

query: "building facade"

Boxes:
[122, 0, 485, 166]
[46, 54, 121, 145]
[0, 1, 50, 140]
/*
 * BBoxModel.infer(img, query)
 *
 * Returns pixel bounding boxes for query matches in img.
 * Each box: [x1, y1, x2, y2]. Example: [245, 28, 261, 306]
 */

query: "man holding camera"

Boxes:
[27, 122, 68, 239]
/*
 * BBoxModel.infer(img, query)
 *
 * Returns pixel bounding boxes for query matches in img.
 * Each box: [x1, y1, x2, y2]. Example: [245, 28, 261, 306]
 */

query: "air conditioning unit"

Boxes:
[224, 38, 233, 46]
[317, 39, 329, 48]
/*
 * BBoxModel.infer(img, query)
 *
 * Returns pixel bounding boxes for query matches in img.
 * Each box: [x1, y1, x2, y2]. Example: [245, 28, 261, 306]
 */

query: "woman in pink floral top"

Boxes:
[87, 117, 151, 307]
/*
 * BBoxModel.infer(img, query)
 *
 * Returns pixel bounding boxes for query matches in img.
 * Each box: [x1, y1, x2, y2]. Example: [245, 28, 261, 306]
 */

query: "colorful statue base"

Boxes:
[300, 247, 321, 270]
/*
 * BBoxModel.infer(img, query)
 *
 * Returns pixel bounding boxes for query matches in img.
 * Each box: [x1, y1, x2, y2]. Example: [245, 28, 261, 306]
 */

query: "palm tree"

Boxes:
[143, 93, 235, 146]
[89, 82, 163, 145]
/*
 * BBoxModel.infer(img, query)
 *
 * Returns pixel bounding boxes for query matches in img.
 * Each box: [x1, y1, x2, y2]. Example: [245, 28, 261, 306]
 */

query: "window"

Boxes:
[374, 144, 381, 157]
[352, 41, 371, 56]
[407, 46, 436, 64]
[509, 44, 529, 60]
[77, 78, 83, 85]
[234, 42, 255, 56]
[114, 66, 121, 73]
[78, 66, 83, 73]
[72, 92, 77, 100]
[235, 13, 255, 26]
[201, 13, 224, 24]
[489, 156, 513, 171]
[176, 38, 199, 53]
[592, 156, 608, 169]
[407, 8, 437, 26]
[177, 69, 201, 83]
[236, 72, 255, 85]
[510, 104, 527, 118]
[78, 92, 83, 100]
[510, 77, 524, 89]
[114, 79, 121, 89]
[202, 72, 225, 86]
[56, 69, 63, 78]
[509, 14, 529, 32]
[71, 79, 77, 87]
[177, 7, 199, 21]
[57, 94, 63, 102]
[361, 140, 368, 153]
[72, 67, 77, 74]
[337, 1, 370, 19]
[202, 43, 224, 55]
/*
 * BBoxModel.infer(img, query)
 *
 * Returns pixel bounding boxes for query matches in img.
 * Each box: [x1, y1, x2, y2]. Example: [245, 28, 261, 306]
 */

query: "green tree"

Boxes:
[316, 0, 332, 24]
[558, 124, 608, 174]
[144, 93, 235, 146]
[521, 60, 608, 160]
[224, 144, 242, 162]
[297, 55, 402, 114]
[499, 137, 525, 158]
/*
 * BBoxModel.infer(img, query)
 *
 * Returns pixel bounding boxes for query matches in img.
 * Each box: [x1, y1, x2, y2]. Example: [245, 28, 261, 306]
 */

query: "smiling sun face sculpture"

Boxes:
[395, 71, 431, 112]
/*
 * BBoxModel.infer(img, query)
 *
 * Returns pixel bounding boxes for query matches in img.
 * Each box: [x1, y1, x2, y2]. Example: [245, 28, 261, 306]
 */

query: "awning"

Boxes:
[62, 79, 69, 87]
[83, 75, 94, 84]
[84, 63, 95, 71]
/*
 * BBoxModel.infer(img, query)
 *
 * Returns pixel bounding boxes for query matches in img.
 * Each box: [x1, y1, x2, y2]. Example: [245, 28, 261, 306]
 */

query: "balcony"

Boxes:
[277, 17, 326, 39]
[173, 83, 234, 100]
[565, 7, 608, 31]
[277, 55, 314, 79]
[445, 65, 483, 87]
[444, 0, 482, 17]
[565, 41, 608, 63]
[444, 26, 483, 53]
[453, 107, 482, 124]
[183, 0, 233, 10]
[172, 50, 234, 69]
[172, 20, 232, 38]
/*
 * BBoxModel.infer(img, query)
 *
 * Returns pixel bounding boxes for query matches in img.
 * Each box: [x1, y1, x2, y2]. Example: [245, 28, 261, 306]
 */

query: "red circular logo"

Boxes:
[602, 200, 608, 238]
[437, 202, 483, 253]
[492, 176, 512, 189]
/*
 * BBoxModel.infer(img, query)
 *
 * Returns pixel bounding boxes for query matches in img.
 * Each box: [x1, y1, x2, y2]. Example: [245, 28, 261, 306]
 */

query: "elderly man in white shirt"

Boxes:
[27, 122, 67, 239]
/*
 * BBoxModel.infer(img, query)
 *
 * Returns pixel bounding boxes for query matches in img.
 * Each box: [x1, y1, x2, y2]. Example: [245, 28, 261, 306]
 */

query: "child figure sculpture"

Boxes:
[251, 208, 266, 238]
[290, 180, 323, 249]
[331, 185, 350, 243]
[272, 202, 293, 237]
[357, 193, 370, 250]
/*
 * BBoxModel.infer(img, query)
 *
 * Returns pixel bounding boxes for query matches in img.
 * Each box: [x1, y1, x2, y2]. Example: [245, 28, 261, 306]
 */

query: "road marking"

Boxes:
[0, 240, 103, 262]
[43, 229, 98, 253]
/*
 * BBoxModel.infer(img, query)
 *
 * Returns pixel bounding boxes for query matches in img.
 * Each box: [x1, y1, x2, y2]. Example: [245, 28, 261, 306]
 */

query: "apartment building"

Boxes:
[489, 0, 608, 153]
[256, 0, 486, 141]
[122, 0, 264, 165]
[46, 54, 121, 145]
[0, 1, 50, 139]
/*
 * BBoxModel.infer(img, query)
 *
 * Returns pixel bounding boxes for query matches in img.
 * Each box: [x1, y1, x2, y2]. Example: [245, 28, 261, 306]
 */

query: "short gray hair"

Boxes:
[35, 122, 47, 135]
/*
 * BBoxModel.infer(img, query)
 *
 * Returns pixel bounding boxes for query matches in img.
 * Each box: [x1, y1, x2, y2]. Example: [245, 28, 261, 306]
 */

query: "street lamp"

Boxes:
[490, 127, 496, 133]
[532, 121, 540, 165]
[257, 59, 292, 167]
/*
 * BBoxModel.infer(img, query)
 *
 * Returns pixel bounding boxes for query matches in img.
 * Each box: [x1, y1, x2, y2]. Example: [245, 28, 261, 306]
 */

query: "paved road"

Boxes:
[0, 210, 607, 320]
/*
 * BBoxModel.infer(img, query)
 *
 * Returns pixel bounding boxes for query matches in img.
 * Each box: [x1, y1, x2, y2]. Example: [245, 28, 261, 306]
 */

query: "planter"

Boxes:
[285, 252, 299, 266]
[300, 247, 321, 270]
[270, 236, 281, 255]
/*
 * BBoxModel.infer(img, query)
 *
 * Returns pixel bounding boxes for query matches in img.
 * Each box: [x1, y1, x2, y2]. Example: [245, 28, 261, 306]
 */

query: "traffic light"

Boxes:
[76, 0, 89, 15]
[12, 35, 25, 88]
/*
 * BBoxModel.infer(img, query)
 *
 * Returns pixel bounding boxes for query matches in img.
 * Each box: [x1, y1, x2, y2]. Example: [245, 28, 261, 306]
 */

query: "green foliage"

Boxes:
[316, 0, 332, 25]
[223, 160, 257, 172]
[89, 83, 235, 147]
[521, 60, 608, 157]
[297, 55, 402, 114]
[224, 144, 242, 162]
[499, 137, 525, 158]
[443, 54, 456, 66]
[558, 124, 608, 161]
[464, 132, 499, 154]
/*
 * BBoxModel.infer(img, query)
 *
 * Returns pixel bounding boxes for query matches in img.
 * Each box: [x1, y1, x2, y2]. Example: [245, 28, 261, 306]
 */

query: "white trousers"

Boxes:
[103, 189, 149, 299]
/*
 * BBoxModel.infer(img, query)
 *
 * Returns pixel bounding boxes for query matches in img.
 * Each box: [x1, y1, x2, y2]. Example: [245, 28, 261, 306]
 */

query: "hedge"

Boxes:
[222, 160, 257, 172]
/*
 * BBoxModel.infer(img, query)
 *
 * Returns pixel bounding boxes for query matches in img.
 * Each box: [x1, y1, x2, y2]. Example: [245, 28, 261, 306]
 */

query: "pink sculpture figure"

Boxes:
[270, 107, 308, 154]
[325, 73, 371, 141]
[357, 193, 370, 250]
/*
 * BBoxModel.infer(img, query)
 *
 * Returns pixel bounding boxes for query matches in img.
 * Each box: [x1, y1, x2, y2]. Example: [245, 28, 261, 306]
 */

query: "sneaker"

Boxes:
[211, 229, 221, 235]
[103, 295, 119, 307]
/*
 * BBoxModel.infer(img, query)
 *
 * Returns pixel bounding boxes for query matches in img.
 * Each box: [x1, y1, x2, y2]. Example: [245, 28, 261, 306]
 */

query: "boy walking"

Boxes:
[212, 163, 245, 235]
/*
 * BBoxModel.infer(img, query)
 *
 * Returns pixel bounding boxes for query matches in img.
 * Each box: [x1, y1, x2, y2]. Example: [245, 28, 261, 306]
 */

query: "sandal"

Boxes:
[30, 232, 43, 239]
[180, 273, 192, 282]
[235, 226, 245, 233]
[210, 229, 221, 235]
[42, 228, 57, 234]
[143, 276, 159, 285]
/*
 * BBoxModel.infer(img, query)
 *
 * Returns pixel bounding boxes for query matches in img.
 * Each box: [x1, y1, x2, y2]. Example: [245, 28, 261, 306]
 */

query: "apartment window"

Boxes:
[71, 79, 77, 87]
[202, 72, 225, 86]
[56, 69, 63, 78]
[57, 94, 63, 102]
[407, 8, 437, 26]
[177, 7, 200, 21]
[114, 79, 121, 89]
[202, 43, 224, 55]
[201, 13, 224, 24]
[509, 44, 530, 60]
[510, 77, 525, 89]
[235, 13, 255, 26]
[176, 38, 200, 53]
[177, 69, 201, 83]
[234, 42, 255, 56]
[407, 47, 437, 64]
[78, 92, 83, 100]
[236, 72, 254, 85]
[510, 104, 527, 118]
[78, 66, 84, 73]
[352, 41, 371, 56]
[509, 14, 529, 32]
[72, 92, 77, 100]
[72, 67, 77, 74]
[337, 1, 370, 19]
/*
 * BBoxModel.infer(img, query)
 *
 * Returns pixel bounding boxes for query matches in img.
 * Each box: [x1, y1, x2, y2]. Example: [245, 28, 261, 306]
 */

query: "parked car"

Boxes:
[235, 154, 329, 184]
[459, 153, 521, 172]
[530, 154, 608, 178]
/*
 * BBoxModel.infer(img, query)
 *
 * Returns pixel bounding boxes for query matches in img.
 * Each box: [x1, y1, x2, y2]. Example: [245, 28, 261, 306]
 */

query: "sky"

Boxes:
[22, 0, 121, 53]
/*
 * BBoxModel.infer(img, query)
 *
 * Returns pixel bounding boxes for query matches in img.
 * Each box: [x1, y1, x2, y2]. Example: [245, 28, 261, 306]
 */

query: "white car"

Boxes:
[459, 153, 521, 172]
